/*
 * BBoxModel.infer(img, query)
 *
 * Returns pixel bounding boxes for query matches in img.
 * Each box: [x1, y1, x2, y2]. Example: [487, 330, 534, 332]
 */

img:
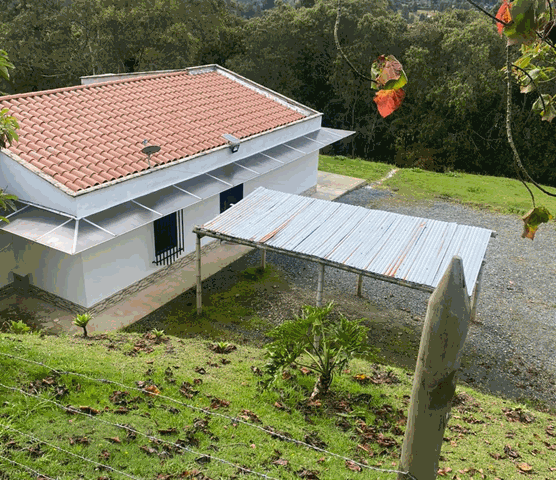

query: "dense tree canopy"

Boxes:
[0, 0, 554, 186]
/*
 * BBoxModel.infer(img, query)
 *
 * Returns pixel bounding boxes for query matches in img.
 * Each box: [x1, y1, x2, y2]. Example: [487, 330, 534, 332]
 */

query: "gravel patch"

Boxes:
[227, 186, 556, 408]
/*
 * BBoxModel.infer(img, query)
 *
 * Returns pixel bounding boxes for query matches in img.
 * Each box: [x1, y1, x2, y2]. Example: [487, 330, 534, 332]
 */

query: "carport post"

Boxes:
[261, 249, 266, 270]
[196, 233, 203, 315]
[470, 261, 486, 323]
[356, 273, 363, 297]
[316, 263, 325, 307]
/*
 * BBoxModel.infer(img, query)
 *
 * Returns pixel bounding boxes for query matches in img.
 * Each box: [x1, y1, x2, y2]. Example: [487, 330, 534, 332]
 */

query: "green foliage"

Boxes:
[0, 107, 19, 149]
[9, 320, 31, 334]
[73, 313, 92, 338]
[0, 49, 14, 82]
[0, 187, 18, 223]
[264, 302, 371, 398]
[151, 328, 165, 340]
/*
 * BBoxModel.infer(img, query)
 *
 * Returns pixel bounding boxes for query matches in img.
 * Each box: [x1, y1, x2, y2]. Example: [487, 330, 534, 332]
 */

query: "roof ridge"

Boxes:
[0, 65, 220, 102]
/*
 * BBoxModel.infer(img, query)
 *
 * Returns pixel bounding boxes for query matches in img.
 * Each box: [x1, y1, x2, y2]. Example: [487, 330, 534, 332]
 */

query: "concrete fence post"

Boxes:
[398, 256, 471, 480]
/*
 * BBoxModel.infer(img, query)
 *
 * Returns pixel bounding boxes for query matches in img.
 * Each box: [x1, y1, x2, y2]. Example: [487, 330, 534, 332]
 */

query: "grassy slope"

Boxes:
[319, 155, 556, 216]
[1, 332, 555, 480]
[2, 157, 556, 478]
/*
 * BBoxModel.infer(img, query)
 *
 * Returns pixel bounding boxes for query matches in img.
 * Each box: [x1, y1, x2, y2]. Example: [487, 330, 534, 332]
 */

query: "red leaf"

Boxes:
[496, 0, 512, 35]
[374, 89, 405, 118]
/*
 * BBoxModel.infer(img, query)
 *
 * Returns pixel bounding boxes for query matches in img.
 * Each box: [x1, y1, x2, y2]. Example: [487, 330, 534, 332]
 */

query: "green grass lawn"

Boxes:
[319, 156, 556, 216]
[1, 332, 555, 479]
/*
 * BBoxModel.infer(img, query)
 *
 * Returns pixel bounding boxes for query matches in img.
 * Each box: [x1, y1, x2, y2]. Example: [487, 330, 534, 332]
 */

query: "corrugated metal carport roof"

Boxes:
[194, 187, 495, 297]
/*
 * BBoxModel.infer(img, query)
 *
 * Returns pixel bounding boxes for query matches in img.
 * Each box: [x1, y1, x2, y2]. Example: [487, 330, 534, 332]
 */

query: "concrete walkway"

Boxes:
[18, 171, 367, 335]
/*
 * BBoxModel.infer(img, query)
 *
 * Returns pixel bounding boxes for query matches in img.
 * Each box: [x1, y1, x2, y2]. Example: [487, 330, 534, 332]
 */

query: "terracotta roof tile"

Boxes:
[0, 67, 309, 193]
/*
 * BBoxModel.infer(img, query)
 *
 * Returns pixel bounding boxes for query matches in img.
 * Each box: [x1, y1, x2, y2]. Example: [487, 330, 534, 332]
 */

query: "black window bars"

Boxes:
[153, 210, 184, 266]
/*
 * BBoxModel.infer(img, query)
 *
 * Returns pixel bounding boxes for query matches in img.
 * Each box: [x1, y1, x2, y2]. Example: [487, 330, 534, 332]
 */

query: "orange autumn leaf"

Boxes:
[496, 0, 512, 35]
[144, 385, 160, 396]
[373, 89, 405, 118]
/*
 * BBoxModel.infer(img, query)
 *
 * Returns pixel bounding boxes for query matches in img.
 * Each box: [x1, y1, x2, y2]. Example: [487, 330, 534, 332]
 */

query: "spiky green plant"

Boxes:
[73, 313, 92, 338]
[264, 302, 371, 398]
[9, 320, 30, 334]
[152, 328, 165, 343]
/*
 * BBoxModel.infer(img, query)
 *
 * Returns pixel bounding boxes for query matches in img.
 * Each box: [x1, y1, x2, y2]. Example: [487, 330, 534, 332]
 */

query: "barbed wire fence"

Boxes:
[0, 351, 417, 480]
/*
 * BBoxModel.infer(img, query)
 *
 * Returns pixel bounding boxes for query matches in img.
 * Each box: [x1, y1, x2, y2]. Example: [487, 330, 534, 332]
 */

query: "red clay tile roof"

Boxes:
[0, 68, 308, 194]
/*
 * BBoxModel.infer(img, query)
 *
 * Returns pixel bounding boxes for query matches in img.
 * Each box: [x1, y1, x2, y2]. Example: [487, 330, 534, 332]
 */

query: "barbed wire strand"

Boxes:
[0, 382, 279, 480]
[0, 423, 143, 480]
[0, 351, 417, 480]
[0, 452, 58, 480]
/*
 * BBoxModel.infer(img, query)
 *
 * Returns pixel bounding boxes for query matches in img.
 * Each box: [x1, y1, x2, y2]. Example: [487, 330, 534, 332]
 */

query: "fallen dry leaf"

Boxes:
[209, 397, 230, 409]
[517, 462, 533, 472]
[79, 406, 100, 415]
[437, 467, 452, 476]
[144, 385, 160, 396]
[158, 428, 178, 435]
[345, 460, 362, 472]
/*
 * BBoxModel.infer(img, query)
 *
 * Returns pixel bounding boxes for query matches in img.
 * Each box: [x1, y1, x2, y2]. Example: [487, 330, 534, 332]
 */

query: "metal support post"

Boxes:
[470, 261, 486, 323]
[316, 263, 325, 307]
[356, 273, 363, 297]
[196, 233, 202, 315]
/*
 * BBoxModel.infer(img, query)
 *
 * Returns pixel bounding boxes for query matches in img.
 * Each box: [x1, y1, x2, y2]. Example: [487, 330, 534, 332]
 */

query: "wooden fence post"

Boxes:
[398, 256, 471, 480]
[261, 249, 267, 270]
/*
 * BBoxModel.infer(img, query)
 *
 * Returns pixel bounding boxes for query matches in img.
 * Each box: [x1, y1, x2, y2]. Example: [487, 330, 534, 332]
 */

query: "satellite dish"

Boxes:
[141, 143, 161, 169]
[141, 145, 161, 155]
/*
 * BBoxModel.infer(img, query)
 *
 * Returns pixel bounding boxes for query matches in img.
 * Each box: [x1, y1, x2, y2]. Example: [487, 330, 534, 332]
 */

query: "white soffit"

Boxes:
[0, 128, 355, 255]
[195, 187, 495, 297]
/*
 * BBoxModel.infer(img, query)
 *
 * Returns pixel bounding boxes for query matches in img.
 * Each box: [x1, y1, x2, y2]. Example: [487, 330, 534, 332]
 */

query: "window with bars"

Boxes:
[153, 210, 184, 266]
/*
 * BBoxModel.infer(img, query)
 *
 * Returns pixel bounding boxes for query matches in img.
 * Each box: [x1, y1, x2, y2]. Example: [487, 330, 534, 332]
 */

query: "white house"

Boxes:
[0, 65, 353, 313]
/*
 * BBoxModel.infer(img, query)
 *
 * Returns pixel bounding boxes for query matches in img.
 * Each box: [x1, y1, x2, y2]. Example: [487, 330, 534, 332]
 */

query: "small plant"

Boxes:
[152, 328, 165, 343]
[263, 302, 371, 399]
[73, 313, 92, 338]
[210, 341, 237, 354]
[9, 320, 30, 334]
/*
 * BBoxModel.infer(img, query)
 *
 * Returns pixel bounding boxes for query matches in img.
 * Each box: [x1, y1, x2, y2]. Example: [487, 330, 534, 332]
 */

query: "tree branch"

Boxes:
[464, 0, 509, 26]
[505, 45, 556, 199]
[510, 63, 546, 111]
[334, 0, 376, 84]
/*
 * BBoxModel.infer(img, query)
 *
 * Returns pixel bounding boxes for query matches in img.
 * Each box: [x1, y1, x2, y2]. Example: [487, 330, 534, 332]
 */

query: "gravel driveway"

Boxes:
[226, 186, 556, 408]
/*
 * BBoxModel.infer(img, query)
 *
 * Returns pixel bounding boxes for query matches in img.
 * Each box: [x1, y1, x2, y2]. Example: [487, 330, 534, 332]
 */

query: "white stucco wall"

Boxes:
[0, 231, 87, 305]
[78, 195, 219, 307]
[244, 151, 319, 196]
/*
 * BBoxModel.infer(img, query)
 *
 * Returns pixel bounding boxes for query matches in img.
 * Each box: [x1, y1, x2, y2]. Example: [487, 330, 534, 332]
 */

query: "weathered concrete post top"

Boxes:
[398, 256, 472, 480]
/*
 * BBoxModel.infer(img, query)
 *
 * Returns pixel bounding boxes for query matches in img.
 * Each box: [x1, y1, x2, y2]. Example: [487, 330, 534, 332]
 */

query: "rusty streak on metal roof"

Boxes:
[194, 187, 494, 296]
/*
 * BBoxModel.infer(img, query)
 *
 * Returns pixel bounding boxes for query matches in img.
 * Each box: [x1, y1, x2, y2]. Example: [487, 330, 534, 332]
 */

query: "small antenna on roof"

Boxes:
[141, 140, 161, 169]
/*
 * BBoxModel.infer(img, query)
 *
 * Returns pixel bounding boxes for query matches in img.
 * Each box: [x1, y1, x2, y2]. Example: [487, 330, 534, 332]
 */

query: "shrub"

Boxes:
[263, 302, 371, 398]
[9, 320, 30, 334]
